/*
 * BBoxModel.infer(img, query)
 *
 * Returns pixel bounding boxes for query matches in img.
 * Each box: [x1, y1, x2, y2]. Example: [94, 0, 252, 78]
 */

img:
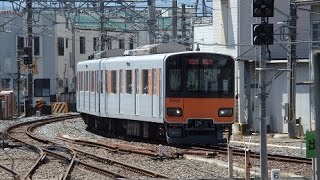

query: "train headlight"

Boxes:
[218, 108, 233, 117]
[167, 108, 183, 117]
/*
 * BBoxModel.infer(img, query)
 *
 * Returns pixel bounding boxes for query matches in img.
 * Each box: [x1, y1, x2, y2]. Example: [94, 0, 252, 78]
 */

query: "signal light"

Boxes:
[23, 56, 32, 65]
[253, 0, 274, 17]
[23, 47, 32, 56]
[252, 23, 274, 45]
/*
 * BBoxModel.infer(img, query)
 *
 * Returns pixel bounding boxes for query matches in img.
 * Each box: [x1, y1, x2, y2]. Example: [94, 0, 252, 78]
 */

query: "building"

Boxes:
[193, 0, 313, 135]
[0, 11, 137, 110]
[0, 6, 193, 112]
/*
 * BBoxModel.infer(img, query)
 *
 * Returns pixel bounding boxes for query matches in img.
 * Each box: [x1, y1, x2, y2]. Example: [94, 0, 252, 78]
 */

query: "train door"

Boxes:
[119, 69, 123, 114]
[135, 69, 139, 115]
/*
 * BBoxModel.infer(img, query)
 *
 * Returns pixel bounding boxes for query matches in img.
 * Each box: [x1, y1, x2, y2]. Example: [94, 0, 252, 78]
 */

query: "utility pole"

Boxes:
[259, 20, 268, 179]
[172, 0, 177, 41]
[287, 0, 297, 138]
[313, 51, 320, 180]
[181, 4, 186, 41]
[252, 1, 274, 179]
[100, 0, 105, 51]
[26, 0, 33, 117]
[17, 56, 21, 116]
[148, 0, 155, 44]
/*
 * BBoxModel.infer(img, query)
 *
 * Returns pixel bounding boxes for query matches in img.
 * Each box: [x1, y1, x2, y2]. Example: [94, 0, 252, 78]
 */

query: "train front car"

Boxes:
[164, 52, 235, 145]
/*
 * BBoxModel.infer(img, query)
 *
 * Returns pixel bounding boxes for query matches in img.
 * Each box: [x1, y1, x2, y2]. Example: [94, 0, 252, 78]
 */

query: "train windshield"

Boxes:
[166, 53, 234, 98]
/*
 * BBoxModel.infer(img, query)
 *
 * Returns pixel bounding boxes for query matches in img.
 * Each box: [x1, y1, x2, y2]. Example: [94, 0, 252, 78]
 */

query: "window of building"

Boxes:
[66, 38, 69, 49]
[142, 69, 148, 94]
[106, 37, 112, 50]
[126, 70, 132, 94]
[93, 37, 99, 51]
[80, 36, 86, 54]
[58, 37, 64, 56]
[119, 38, 125, 49]
[313, 23, 320, 46]
[1, 79, 10, 90]
[111, 70, 117, 93]
[34, 79, 50, 97]
[34, 36, 40, 56]
[129, 37, 134, 49]
[17, 36, 24, 51]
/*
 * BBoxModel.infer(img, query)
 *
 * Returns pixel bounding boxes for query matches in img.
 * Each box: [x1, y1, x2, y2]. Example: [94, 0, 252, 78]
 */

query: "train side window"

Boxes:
[126, 70, 132, 94]
[105, 70, 108, 93]
[135, 69, 139, 94]
[152, 69, 156, 95]
[120, 70, 123, 93]
[85, 71, 88, 91]
[91, 71, 94, 92]
[111, 70, 117, 93]
[100, 70, 103, 93]
[142, 69, 148, 95]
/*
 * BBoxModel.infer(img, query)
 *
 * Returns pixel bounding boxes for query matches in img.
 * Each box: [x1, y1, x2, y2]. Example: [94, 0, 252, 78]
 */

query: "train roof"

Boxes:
[77, 51, 235, 67]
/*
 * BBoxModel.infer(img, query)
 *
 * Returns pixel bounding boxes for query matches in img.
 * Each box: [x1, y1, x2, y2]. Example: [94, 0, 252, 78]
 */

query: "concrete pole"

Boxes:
[172, 0, 177, 41]
[287, 0, 297, 138]
[148, 0, 155, 44]
[313, 51, 320, 180]
[17, 58, 21, 116]
[26, 0, 33, 116]
[258, 16, 268, 180]
[100, 0, 105, 51]
[181, 4, 186, 39]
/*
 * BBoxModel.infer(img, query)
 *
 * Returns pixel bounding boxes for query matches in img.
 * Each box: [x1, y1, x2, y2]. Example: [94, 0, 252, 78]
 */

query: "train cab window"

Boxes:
[142, 69, 148, 95]
[126, 70, 132, 94]
[111, 70, 117, 93]
[167, 59, 182, 92]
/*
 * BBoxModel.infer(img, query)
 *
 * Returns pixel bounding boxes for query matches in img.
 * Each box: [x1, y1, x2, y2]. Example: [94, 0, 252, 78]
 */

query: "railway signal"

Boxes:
[252, 0, 274, 17]
[23, 47, 33, 65]
[252, 23, 274, 45]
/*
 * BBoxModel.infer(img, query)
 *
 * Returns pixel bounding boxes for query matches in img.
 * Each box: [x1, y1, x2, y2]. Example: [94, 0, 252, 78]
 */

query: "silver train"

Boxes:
[76, 51, 235, 144]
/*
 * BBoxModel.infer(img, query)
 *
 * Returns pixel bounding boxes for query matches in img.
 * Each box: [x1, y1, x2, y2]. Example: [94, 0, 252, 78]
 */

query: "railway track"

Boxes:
[2, 114, 170, 179]
[188, 145, 312, 165]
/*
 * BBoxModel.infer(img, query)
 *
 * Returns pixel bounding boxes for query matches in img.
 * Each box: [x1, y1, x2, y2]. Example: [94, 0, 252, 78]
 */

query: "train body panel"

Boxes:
[76, 51, 235, 144]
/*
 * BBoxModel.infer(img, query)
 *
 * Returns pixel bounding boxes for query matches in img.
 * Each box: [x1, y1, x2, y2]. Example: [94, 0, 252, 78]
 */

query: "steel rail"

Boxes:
[74, 148, 169, 178]
[43, 148, 130, 179]
[0, 164, 22, 180]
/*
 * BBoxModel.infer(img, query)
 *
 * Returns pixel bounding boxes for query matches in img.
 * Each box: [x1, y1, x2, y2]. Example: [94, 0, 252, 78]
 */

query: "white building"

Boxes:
[0, 11, 137, 109]
[193, 0, 313, 134]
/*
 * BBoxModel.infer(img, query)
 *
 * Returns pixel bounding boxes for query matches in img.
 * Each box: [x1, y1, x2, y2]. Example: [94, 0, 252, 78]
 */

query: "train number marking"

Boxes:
[169, 98, 180, 103]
